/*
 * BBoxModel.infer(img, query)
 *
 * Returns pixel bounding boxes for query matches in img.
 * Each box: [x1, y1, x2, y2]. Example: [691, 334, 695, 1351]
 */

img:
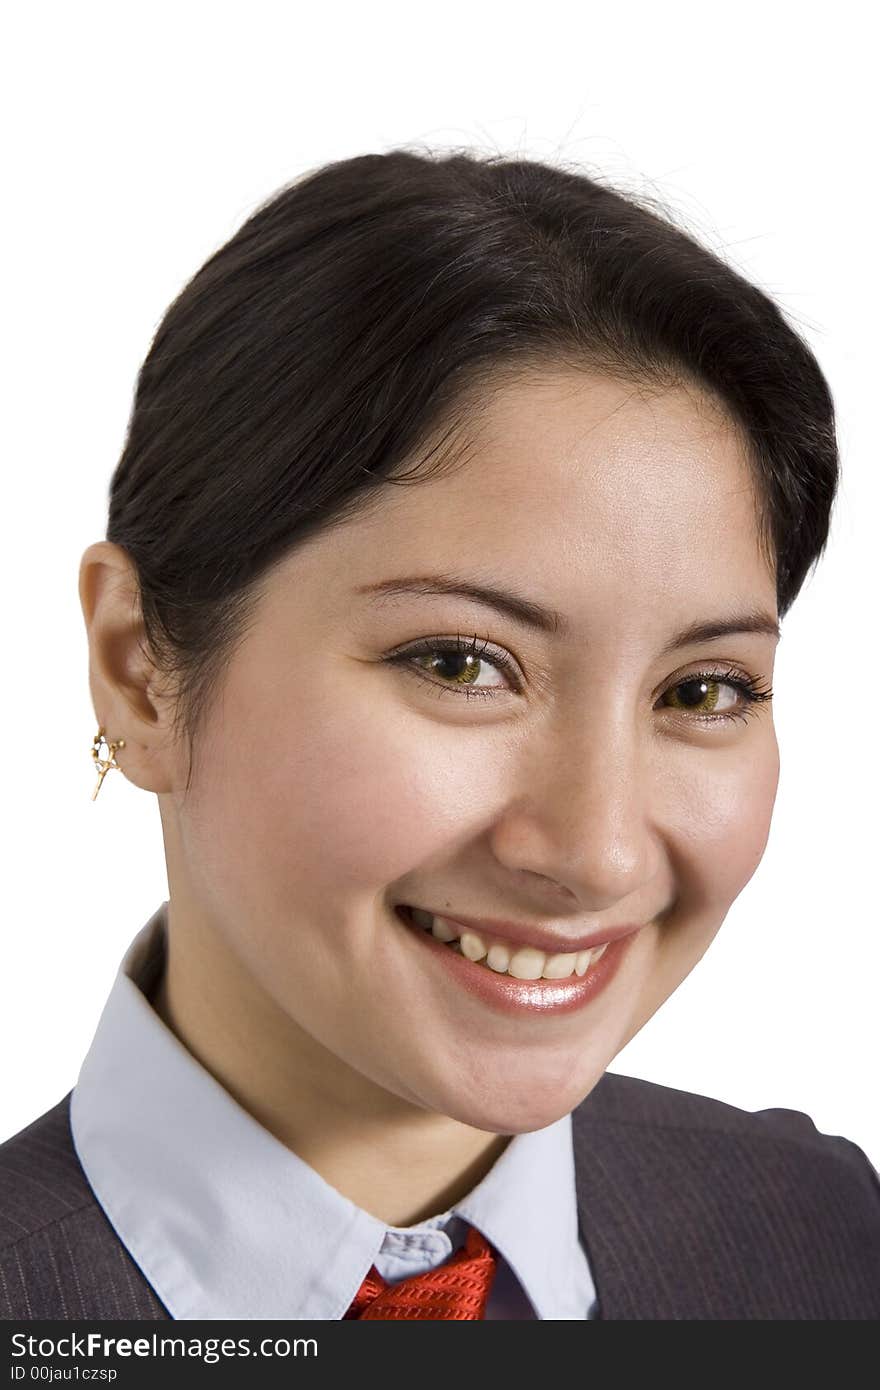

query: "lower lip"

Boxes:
[395, 906, 640, 1017]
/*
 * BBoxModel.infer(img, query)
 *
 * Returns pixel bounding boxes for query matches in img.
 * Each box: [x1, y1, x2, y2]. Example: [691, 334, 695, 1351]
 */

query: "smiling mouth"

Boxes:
[396, 904, 609, 982]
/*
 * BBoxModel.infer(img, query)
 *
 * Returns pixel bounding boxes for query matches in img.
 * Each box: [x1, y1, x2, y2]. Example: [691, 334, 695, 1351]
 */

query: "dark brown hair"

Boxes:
[105, 147, 839, 789]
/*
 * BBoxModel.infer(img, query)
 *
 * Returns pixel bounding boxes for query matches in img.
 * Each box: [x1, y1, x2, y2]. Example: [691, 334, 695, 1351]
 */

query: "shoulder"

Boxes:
[577, 1068, 877, 1170]
[0, 1093, 168, 1320]
[571, 1069, 880, 1318]
[0, 1093, 96, 1247]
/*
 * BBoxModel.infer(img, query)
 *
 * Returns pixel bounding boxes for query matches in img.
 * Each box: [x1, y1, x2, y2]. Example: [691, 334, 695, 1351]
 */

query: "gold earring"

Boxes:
[91, 726, 126, 800]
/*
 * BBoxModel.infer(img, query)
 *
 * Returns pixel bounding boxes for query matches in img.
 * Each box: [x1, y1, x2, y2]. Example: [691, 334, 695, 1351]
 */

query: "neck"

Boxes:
[148, 910, 511, 1227]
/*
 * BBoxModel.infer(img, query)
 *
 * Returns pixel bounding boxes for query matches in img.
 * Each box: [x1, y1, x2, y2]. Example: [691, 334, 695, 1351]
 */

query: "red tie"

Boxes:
[343, 1224, 499, 1319]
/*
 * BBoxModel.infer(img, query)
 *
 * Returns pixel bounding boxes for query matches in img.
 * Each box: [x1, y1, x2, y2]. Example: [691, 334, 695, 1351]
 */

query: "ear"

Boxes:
[78, 540, 180, 795]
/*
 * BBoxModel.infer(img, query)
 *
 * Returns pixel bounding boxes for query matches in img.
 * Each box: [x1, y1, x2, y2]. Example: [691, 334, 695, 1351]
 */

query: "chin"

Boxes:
[434, 1072, 604, 1136]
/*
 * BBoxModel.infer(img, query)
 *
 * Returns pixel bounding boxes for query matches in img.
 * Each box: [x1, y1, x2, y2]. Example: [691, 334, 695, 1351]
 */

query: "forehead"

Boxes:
[352, 368, 765, 569]
[274, 367, 775, 648]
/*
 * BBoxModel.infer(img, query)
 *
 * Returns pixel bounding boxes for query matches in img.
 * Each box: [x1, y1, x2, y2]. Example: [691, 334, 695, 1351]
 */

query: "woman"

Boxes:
[1, 148, 877, 1321]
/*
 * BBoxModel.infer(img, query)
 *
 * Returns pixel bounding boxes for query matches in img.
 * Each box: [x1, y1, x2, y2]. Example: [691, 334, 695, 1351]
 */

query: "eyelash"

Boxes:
[385, 633, 774, 727]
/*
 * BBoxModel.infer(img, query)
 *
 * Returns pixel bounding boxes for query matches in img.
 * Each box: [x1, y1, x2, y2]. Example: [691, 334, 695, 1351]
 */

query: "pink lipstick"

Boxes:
[395, 905, 642, 1017]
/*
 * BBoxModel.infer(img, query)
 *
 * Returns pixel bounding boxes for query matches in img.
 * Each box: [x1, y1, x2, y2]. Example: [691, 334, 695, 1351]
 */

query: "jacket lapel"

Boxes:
[570, 1071, 772, 1320]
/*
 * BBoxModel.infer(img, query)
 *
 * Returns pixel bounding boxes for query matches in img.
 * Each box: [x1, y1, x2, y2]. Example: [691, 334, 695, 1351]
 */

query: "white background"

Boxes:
[2, 3, 877, 1165]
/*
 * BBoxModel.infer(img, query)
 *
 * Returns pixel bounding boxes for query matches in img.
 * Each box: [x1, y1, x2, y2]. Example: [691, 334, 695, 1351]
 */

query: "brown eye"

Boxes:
[663, 677, 728, 715]
[386, 634, 520, 699]
[660, 671, 773, 726]
[411, 648, 507, 691]
[386, 639, 773, 727]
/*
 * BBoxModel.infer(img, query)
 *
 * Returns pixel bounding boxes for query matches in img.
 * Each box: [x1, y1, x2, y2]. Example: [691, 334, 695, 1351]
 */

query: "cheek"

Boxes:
[667, 728, 780, 916]
[184, 673, 482, 901]
[621, 730, 780, 1040]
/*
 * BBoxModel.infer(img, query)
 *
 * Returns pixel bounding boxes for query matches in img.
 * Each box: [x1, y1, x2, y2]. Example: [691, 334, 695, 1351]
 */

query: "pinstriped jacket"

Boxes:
[2, 1071, 879, 1320]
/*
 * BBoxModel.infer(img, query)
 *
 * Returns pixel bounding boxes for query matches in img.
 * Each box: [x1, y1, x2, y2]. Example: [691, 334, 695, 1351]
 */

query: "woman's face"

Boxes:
[158, 368, 780, 1135]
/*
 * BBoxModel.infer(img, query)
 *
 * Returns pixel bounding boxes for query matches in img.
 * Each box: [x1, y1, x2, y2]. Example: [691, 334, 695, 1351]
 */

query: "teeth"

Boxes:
[575, 949, 591, 976]
[508, 946, 546, 980]
[406, 909, 608, 981]
[486, 943, 511, 973]
[542, 951, 578, 979]
[431, 916, 459, 943]
[460, 930, 487, 961]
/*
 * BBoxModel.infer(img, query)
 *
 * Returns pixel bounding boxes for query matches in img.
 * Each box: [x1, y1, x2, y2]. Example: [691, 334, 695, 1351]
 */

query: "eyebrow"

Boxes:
[354, 574, 781, 654]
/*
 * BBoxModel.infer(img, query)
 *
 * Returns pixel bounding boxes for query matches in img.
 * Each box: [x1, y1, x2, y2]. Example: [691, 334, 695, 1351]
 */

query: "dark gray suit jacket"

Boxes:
[1, 1071, 878, 1320]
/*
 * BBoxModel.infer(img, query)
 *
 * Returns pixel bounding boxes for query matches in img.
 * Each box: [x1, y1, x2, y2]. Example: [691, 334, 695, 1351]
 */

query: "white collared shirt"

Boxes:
[70, 902, 598, 1319]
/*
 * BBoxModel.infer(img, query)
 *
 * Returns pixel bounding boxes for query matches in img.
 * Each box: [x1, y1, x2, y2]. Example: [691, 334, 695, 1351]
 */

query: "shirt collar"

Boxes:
[71, 901, 594, 1319]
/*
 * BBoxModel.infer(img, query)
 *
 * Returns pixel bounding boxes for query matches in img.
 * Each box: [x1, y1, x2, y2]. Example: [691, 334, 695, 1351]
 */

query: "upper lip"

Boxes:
[401, 905, 649, 955]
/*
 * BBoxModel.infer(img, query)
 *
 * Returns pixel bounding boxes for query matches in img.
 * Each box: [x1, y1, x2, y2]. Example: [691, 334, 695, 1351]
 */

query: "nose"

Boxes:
[487, 716, 660, 910]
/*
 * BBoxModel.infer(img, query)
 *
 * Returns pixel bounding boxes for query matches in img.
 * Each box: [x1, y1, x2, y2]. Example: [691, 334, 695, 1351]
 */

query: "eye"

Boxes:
[385, 637, 773, 726]
[659, 668, 774, 726]
[386, 633, 518, 699]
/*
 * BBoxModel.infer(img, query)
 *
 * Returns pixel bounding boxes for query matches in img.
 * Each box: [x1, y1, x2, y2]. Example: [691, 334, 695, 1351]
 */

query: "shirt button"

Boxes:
[380, 1230, 453, 1260]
